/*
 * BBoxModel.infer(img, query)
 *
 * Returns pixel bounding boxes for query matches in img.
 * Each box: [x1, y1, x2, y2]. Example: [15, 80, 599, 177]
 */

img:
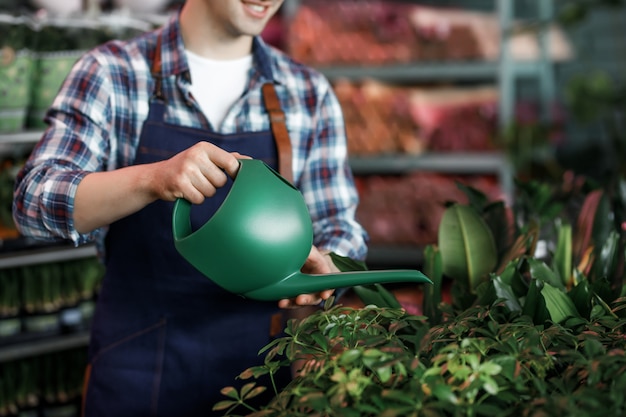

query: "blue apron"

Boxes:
[82, 42, 291, 417]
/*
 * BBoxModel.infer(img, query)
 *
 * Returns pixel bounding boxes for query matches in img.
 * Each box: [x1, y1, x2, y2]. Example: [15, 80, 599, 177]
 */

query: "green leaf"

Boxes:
[431, 383, 458, 404]
[456, 182, 489, 211]
[352, 284, 401, 309]
[492, 275, 522, 312]
[329, 253, 402, 308]
[329, 252, 368, 272]
[339, 349, 362, 366]
[528, 258, 564, 290]
[482, 201, 513, 264]
[480, 375, 500, 395]
[568, 278, 593, 319]
[541, 282, 580, 324]
[523, 279, 550, 325]
[475, 280, 497, 306]
[240, 382, 257, 398]
[478, 362, 502, 376]
[298, 391, 328, 410]
[591, 230, 619, 283]
[591, 191, 612, 254]
[219, 386, 239, 400]
[376, 366, 393, 383]
[212, 400, 238, 411]
[438, 204, 498, 293]
[499, 259, 528, 298]
[422, 244, 443, 324]
[242, 386, 267, 401]
[552, 221, 572, 287]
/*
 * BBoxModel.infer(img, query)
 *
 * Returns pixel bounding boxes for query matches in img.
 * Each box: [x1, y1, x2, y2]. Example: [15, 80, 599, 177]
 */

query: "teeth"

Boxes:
[249, 4, 266, 12]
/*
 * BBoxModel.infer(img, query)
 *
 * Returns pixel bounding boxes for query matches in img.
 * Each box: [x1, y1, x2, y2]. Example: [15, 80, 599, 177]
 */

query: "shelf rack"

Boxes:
[0, 331, 90, 362]
[350, 152, 514, 203]
[0, 243, 97, 362]
[0, 243, 97, 269]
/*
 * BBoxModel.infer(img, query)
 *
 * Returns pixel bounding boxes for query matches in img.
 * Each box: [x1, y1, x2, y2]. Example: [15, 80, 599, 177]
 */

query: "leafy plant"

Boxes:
[214, 297, 626, 417]
[212, 160, 626, 415]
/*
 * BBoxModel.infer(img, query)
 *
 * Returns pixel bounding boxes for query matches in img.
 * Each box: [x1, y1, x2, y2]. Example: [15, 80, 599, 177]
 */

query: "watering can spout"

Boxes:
[242, 270, 432, 302]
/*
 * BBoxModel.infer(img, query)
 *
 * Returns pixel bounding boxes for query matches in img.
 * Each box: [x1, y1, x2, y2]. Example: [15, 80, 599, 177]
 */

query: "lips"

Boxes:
[242, 1, 270, 18]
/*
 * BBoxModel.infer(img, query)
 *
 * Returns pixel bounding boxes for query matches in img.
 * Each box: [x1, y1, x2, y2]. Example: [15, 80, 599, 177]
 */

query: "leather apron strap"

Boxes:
[261, 83, 293, 184]
[151, 36, 293, 183]
[151, 35, 166, 103]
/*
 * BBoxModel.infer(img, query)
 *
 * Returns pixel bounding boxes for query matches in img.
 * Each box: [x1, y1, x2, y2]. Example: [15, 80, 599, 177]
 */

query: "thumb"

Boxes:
[301, 246, 331, 274]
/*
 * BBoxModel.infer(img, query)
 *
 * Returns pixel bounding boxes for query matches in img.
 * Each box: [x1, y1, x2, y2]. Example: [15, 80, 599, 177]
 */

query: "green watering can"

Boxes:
[172, 159, 431, 301]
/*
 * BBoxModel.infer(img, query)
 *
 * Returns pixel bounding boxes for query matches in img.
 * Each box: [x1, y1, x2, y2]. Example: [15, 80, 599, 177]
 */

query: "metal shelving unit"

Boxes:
[0, 130, 43, 145]
[317, 59, 553, 84]
[0, 331, 90, 362]
[350, 152, 514, 203]
[282, 0, 556, 267]
[0, 242, 96, 362]
[0, 243, 97, 269]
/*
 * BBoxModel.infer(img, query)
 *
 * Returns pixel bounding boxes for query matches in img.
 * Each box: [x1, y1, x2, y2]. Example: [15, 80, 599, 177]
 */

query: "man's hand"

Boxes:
[278, 246, 338, 309]
[148, 142, 245, 204]
[74, 141, 248, 233]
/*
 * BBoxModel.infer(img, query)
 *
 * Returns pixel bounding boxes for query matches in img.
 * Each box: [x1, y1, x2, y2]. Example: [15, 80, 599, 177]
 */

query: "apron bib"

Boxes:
[82, 37, 292, 417]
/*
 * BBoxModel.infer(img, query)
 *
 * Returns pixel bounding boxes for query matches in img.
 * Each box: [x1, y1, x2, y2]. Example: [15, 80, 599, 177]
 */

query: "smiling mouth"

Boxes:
[248, 4, 266, 13]
[243, 1, 271, 17]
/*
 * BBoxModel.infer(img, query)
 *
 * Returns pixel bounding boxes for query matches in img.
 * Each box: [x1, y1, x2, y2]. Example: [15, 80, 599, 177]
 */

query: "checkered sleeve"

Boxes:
[299, 79, 369, 261]
[12, 51, 114, 246]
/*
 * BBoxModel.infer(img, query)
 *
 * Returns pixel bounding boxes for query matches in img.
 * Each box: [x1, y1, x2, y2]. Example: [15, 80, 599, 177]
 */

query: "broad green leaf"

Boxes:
[552, 221, 572, 287]
[456, 182, 489, 211]
[568, 278, 593, 319]
[523, 279, 550, 325]
[352, 284, 401, 309]
[528, 258, 564, 290]
[481, 375, 500, 395]
[498, 260, 528, 298]
[592, 230, 619, 282]
[339, 349, 362, 366]
[329, 252, 368, 272]
[329, 252, 403, 308]
[422, 244, 443, 324]
[478, 362, 502, 376]
[492, 275, 522, 312]
[378, 283, 404, 308]
[475, 279, 497, 306]
[438, 204, 497, 293]
[592, 277, 616, 307]
[432, 383, 458, 404]
[591, 191, 612, 254]
[481, 201, 513, 264]
[541, 282, 580, 323]
[376, 366, 392, 383]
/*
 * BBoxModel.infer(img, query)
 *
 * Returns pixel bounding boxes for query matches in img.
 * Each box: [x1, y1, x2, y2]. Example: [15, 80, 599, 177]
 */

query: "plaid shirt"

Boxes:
[13, 12, 368, 261]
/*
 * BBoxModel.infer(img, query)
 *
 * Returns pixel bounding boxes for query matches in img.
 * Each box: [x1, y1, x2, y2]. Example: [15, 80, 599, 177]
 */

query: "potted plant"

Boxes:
[211, 177, 626, 416]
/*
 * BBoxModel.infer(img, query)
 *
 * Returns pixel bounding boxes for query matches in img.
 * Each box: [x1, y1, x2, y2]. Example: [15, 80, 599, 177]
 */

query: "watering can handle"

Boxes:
[172, 198, 193, 241]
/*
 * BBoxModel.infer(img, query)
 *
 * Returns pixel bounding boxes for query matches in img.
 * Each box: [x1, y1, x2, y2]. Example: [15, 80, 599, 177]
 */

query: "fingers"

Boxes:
[158, 143, 244, 203]
[278, 289, 335, 309]
[278, 246, 338, 308]
[301, 246, 332, 274]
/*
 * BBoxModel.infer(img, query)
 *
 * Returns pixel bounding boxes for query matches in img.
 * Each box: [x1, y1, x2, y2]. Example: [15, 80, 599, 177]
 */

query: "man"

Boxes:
[12, 0, 368, 415]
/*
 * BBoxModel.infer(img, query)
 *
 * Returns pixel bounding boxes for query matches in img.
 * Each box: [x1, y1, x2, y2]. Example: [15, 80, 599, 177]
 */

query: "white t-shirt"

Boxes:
[185, 50, 253, 128]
